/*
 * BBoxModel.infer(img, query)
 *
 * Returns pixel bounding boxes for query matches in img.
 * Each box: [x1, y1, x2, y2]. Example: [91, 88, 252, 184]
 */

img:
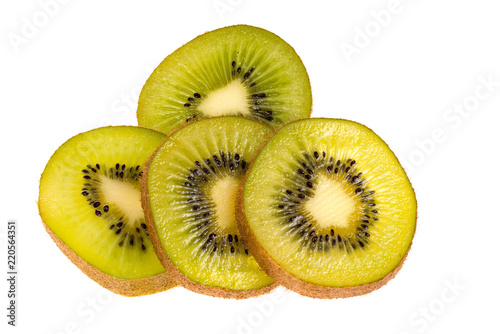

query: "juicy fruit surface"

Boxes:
[137, 25, 312, 134]
[39, 127, 167, 279]
[242, 119, 416, 287]
[146, 117, 275, 290]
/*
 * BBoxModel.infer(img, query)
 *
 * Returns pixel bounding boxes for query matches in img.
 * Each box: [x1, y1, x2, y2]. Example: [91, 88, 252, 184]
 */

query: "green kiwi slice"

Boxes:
[142, 117, 276, 298]
[38, 126, 176, 296]
[236, 118, 417, 298]
[137, 25, 312, 134]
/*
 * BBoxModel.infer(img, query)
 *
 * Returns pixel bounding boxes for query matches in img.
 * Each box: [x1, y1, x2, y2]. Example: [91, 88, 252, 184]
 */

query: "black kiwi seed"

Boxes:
[194, 93, 201, 98]
[141, 222, 147, 229]
[231, 61, 236, 68]
[180, 152, 270, 256]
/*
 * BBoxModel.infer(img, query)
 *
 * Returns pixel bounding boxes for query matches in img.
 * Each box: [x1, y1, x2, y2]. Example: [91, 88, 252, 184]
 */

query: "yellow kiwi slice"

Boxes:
[38, 126, 176, 296]
[137, 25, 312, 134]
[142, 117, 276, 298]
[236, 118, 417, 298]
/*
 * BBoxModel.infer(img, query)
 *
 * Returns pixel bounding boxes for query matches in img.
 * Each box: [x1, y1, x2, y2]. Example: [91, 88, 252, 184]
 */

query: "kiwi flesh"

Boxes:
[142, 117, 277, 298]
[38, 126, 177, 296]
[236, 118, 417, 298]
[137, 25, 312, 135]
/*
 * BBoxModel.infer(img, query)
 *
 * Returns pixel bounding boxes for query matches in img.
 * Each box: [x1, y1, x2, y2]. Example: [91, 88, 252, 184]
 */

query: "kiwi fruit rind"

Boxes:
[236, 118, 417, 298]
[137, 25, 312, 135]
[38, 126, 177, 296]
[142, 116, 277, 298]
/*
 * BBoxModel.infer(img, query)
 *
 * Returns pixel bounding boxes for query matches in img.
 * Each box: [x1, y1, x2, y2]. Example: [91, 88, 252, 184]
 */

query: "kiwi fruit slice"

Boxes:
[142, 116, 277, 298]
[236, 118, 417, 298]
[38, 126, 176, 296]
[137, 25, 312, 135]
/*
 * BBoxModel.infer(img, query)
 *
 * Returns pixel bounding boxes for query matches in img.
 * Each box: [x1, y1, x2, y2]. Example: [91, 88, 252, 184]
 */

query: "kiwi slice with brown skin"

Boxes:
[137, 25, 312, 135]
[38, 126, 177, 296]
[236, 118, 417, 298]
[141, 116, 277, 298]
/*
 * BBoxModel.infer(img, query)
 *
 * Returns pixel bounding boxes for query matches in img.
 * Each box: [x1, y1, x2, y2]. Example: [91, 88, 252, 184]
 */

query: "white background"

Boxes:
[1, 1, 499, 333]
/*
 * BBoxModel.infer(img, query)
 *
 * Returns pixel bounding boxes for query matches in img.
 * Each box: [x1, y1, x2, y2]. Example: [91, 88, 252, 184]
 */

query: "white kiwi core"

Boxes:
[197, 80, 250, 116]
[210, 176, 240, 231]
[304, 174, 361, 230]
[99, 176, 143, 223]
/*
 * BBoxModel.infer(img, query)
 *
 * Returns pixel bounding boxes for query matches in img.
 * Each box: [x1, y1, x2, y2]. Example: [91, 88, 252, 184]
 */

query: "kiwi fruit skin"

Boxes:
[38, 126, 177, 297]
[141, 117, 278, 299]
[137, 24, 312, 135]
[40, 217, 177, 297]
[235, 118, 416, 299]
